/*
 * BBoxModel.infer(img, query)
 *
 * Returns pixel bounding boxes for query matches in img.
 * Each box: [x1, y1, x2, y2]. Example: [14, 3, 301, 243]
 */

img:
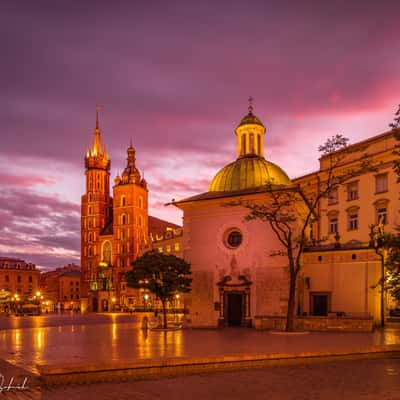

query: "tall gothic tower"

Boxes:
[81, 109, 112, 308]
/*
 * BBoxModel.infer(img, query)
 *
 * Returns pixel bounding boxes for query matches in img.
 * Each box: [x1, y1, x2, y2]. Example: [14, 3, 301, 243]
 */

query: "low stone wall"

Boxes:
[254, 315, 374, 332]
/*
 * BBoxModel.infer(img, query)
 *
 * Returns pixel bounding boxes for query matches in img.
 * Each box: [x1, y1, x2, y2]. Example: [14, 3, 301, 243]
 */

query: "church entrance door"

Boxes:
[227, 293, 243, 326]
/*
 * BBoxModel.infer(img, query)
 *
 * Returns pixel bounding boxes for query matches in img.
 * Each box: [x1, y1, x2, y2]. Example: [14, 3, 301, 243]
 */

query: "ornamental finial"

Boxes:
[248, 96, 254, 114]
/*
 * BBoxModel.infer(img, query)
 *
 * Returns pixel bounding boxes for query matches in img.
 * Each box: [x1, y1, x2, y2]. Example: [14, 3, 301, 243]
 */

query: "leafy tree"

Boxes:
[230, 134, 376, 331]
[126, 251, 192, 329]
[391, 104, 400, 180]
[384, 234, 400, 303]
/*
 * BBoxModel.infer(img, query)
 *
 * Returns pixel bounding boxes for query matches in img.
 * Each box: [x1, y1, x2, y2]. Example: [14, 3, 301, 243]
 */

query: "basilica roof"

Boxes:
[208, 154, 291, 192]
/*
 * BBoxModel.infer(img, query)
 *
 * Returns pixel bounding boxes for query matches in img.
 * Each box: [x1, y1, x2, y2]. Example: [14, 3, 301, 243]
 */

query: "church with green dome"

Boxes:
[173, 103, 302, 328]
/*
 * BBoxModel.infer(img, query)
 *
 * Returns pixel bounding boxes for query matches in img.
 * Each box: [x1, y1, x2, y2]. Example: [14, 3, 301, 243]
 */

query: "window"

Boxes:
[102, 241, 112, 264]
[348, 213, 358, 231]
[121, 196, 126, 207]
[17, 276, 21, 283]
[5, 275, 9, 282]
[347, 181, 358, 201]
[225, 230, 243, 248]
[29, 276, 32, 283]
[121, 214, 127, 225]
[138, 215, 143, 227]
[328, 188, 338, 205]
[174, 242, 180, 252]
[328, 216, 338, 234]
[88, 206, 92, 215]
[158, 247, 163, 253]
[375, 173, 388, 194]
[310, 293, 330, 316]
[166, 245, 171, 253]
[257, 135, 261, 156]
[377, 207, 388, 225]
[249, 133, 254, 153]
[138, 197, 143, 209]
[241, 135, 246, 155]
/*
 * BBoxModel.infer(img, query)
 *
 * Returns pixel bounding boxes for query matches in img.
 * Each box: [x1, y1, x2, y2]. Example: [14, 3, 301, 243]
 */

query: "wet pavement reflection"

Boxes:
[1, 314, 400, 374]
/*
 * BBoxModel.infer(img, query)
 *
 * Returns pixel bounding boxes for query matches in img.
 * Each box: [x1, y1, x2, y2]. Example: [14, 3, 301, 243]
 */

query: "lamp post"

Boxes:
[369, 221, 386, 328]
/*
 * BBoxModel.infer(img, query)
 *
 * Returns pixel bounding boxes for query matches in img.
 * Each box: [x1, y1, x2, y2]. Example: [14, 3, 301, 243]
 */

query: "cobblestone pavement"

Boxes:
[3, 358, 399, 400]
[1, 314, 400, 374]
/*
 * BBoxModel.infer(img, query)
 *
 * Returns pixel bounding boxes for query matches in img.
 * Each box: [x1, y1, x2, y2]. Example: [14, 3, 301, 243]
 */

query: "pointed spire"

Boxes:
[93, 104, 102, 156]
[96, 104, 100, 129]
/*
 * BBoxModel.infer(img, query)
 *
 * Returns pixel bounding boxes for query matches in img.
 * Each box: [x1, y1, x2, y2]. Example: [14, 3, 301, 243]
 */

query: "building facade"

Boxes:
[81, 111, 150, 312]
[173, 105, 395, 328]
[0, 257, 40, 302]
[40, 264, 81, 312]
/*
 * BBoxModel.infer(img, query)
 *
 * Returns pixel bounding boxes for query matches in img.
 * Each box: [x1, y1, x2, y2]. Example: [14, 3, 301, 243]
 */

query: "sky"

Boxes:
[1, 0, 400, 270]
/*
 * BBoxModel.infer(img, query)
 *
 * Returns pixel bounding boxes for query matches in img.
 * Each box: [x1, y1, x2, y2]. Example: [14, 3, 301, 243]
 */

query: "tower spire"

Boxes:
[96, 104, 100, 129]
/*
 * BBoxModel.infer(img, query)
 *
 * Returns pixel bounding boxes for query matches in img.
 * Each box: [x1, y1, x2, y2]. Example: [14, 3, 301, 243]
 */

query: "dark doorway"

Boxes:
[92, 297, 98, 312]
[311, 294, 328, 316]
[227, 293, 243, 326]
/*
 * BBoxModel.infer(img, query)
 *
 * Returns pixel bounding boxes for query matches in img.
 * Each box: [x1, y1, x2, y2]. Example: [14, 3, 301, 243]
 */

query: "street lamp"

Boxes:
[369, 222, 386, 328]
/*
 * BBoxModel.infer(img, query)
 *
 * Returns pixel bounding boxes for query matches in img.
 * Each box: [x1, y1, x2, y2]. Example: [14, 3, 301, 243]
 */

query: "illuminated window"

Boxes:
[174, 242, 180, 251]
[158, 247, 163, 253]
[375, 173, 388, 194]
[102, 241, 112, 264]
[166, 245, 171, 253]
[249, 133, 254, 153]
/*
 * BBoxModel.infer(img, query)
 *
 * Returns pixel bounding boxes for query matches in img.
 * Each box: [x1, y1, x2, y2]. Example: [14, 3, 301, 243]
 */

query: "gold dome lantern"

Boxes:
[209, 99, 291, 192]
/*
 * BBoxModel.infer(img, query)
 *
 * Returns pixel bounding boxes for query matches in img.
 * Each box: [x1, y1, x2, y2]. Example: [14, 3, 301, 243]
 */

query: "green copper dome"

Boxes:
[208, 155, 291, 192]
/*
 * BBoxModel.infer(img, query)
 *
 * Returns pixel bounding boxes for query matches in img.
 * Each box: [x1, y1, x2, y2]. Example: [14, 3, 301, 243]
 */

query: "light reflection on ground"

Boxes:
[0, 314, 400, 374]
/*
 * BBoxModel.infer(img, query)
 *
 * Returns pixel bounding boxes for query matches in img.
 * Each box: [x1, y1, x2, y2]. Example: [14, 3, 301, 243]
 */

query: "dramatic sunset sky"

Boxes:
[1, 1, 399, 269]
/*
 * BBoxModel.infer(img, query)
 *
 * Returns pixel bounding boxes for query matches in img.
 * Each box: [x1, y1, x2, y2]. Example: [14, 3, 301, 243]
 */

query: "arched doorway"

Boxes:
[218, 275, 252, 327]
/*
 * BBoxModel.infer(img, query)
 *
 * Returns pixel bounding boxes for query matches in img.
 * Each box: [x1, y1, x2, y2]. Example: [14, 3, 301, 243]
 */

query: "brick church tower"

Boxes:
[81, 110, 149, 312]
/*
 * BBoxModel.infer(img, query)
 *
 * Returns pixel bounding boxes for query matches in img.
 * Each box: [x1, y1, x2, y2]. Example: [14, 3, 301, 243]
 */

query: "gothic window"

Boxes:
[121, 214, 127, 225]
[375, 173, 388, 194]
[102, 241, 112, 264]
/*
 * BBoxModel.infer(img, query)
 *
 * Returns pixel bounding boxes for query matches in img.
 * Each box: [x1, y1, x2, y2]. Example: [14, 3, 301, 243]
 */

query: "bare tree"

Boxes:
[230, 135, 376, 331]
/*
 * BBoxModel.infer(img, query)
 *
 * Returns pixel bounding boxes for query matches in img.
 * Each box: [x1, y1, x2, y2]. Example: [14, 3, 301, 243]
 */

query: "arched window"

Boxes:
[121, 214, 127, 225]
[89, 193, 92, 202]
[138, 196, 143, 209]
[88, 206, 92, 215]
[102, 241, 112, 264]
[249, 133, 254, 153]
[121, 196, 126, 207]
